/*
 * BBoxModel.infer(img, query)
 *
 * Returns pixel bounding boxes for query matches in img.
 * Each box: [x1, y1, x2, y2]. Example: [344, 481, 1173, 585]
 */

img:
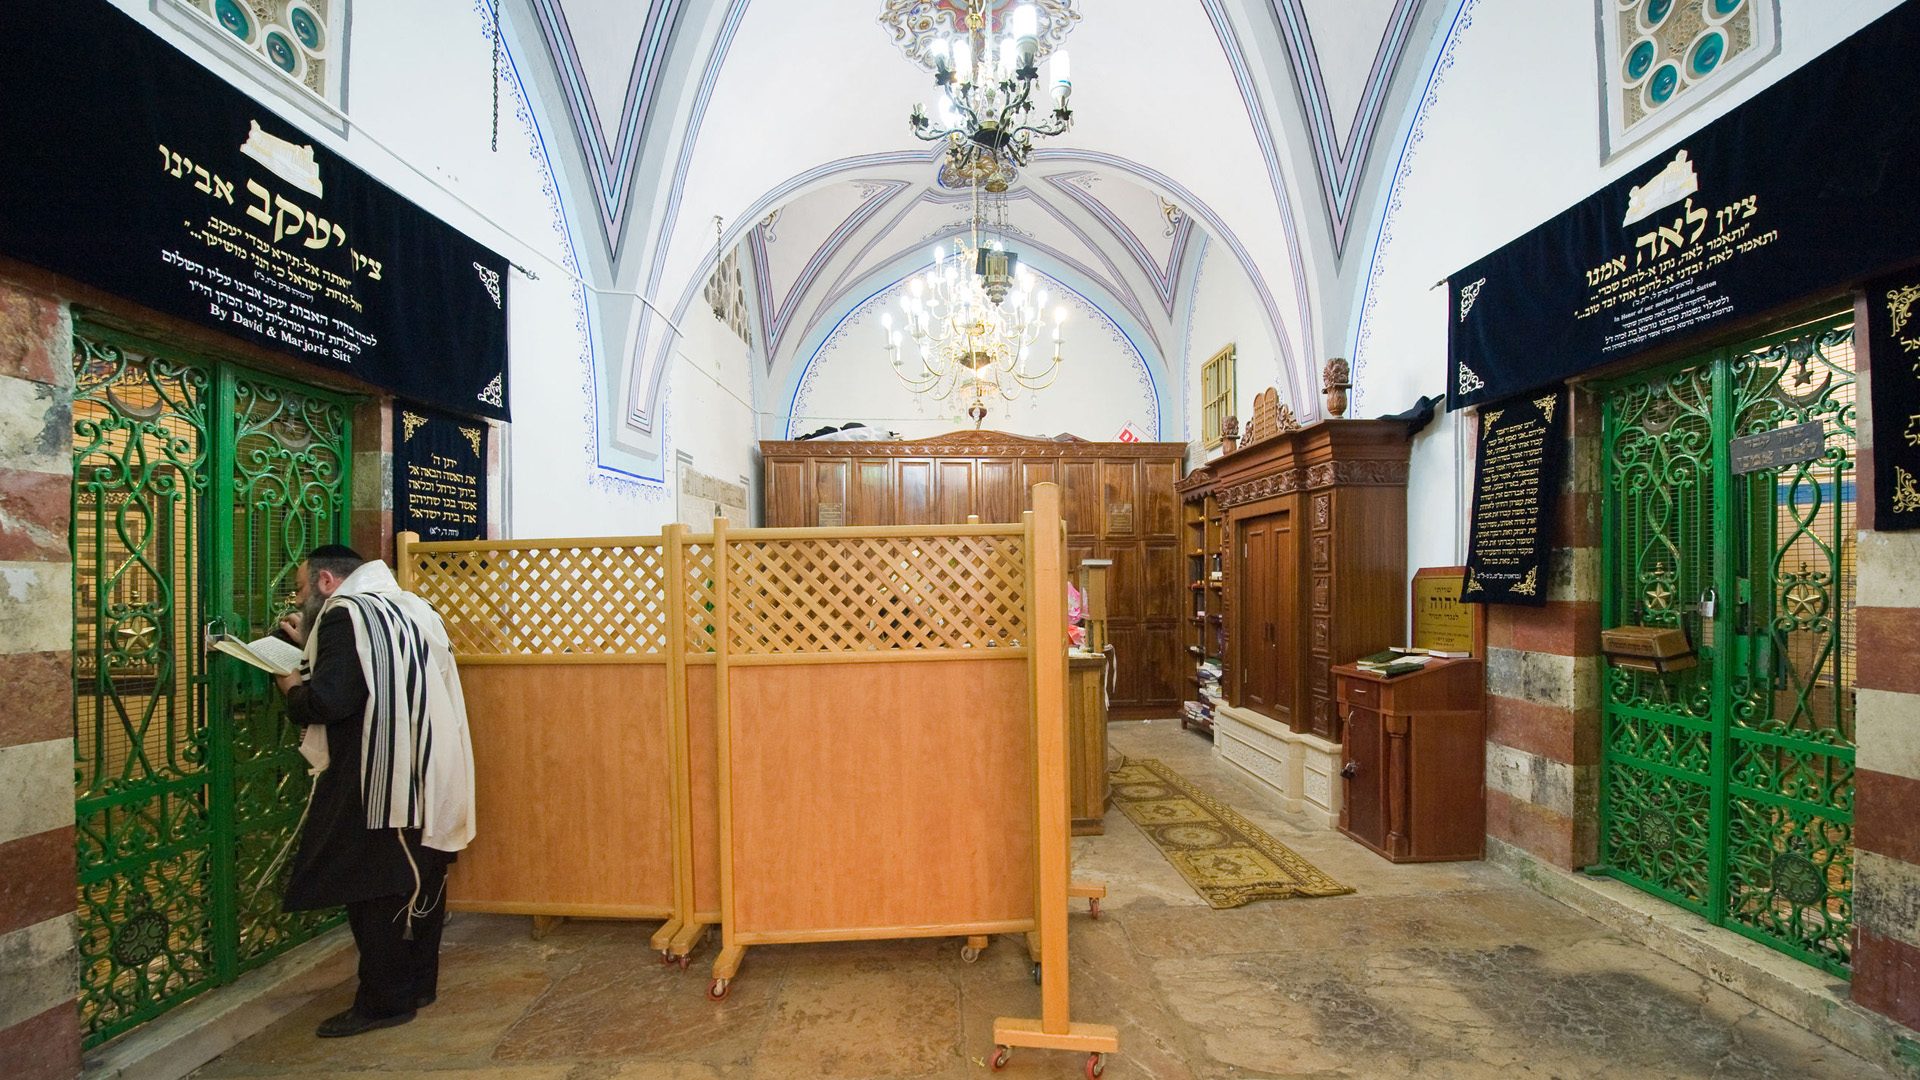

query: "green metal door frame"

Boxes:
[71, 321, 354, 1046]
[1596, 311, 1857, 978]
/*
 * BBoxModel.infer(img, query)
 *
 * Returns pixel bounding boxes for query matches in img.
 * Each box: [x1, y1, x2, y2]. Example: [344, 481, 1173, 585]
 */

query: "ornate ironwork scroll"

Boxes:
[71, 325, 351, 1046]
[1597, 313, 1855, 976]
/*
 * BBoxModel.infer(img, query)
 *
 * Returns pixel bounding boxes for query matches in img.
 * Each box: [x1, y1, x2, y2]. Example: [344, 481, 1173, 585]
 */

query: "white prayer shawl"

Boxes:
[299, 560, 476, 852]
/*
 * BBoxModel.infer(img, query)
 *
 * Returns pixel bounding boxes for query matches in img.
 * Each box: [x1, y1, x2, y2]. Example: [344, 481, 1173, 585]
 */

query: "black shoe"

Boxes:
[316, 1007, 416, 1038]
[415, 992, 436, 1009]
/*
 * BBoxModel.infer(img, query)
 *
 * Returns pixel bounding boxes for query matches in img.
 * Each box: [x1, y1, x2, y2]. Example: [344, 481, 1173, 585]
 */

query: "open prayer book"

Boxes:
[209, 632, 304, 676]
[1355, 649, 1434, 678]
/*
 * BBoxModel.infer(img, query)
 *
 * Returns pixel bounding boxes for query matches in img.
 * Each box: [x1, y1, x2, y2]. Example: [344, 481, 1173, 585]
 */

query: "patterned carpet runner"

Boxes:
[1109, 758, 1353, 908]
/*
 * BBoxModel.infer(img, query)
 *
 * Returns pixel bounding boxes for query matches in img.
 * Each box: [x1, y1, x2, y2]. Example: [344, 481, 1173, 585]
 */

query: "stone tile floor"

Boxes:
[192, 720, 1893, 1079]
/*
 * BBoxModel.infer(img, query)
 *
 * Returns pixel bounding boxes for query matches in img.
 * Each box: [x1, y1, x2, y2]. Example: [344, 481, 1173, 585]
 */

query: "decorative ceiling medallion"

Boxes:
[938, 152, 1018, 191]
[879, 0, 1079, 71]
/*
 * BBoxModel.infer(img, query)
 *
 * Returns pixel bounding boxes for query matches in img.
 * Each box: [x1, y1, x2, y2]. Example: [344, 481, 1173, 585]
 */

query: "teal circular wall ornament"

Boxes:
[264, 29, 301, 75]
[1646, 60, 1682, 107]
[1688, 30, 1726, 79]
[289, 5, 325, 52]
[1624, 38, 1658, 84]
[1709, 0, 1746, 20]
[1641, 0, 1675, 29]
[213, 0, 255, 43]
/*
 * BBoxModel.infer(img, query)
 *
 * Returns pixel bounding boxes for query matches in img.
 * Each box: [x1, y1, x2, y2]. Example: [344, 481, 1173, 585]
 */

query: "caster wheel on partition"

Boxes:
[1086, 1052, 1106, 1078]
[990, 1046, 1011, 1071]
[707, 978, 730, 1001]
[1030, 962, 1042, 985]
[659, 950, 675, 966]
[677, 955, 691, 971]
[960, 944, 982, 964]
[1088, 898, 1102, 920]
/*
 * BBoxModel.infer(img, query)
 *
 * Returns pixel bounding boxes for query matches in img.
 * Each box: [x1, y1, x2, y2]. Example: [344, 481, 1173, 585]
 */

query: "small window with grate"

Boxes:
[1201, 345, 1235, 449]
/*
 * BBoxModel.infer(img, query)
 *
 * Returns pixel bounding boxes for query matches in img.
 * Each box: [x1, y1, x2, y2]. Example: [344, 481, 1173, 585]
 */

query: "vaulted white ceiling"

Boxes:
[505, 0, 1446, 473]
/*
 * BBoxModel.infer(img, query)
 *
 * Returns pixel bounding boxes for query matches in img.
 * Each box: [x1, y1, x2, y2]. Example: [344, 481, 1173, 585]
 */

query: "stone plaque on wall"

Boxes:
[1411, 567, 1476, 654]
[676, 458, 749, 526]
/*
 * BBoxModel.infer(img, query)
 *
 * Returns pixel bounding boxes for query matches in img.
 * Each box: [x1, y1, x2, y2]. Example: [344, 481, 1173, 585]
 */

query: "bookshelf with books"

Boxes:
[1175, 466, 1226, 734]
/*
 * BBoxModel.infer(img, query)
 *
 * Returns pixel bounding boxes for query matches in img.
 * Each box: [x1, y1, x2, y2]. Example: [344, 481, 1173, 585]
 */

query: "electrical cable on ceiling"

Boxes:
[490, 0, 502, 152]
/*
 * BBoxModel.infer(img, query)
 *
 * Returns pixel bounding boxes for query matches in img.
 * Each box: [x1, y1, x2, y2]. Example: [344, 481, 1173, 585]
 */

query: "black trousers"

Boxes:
[343, 859, 447, 1018]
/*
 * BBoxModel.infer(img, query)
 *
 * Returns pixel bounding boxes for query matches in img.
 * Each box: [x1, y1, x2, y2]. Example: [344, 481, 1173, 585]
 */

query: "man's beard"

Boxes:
[300, 589, 326, 634]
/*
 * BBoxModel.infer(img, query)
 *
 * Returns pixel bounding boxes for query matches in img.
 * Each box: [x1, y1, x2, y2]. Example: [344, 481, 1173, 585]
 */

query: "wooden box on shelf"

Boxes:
[1599, 625, 1696, 674]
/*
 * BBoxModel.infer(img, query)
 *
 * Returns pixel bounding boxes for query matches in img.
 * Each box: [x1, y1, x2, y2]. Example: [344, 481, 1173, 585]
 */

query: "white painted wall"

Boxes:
[667, 305, 760, 525]
[1183, 238, 1295, 463]
[792, 276, 1160, 442]
[1352, 0, 1905, 585]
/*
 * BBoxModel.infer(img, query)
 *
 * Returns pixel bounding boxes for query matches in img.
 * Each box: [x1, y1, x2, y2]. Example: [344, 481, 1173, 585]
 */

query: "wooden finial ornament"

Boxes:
[1322, 358, 1352, 418]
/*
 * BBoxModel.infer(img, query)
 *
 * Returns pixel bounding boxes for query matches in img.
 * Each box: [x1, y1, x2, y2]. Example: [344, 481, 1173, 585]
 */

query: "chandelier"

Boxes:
[908, 2, 1072, 177]
[880, 199, 1067, 427]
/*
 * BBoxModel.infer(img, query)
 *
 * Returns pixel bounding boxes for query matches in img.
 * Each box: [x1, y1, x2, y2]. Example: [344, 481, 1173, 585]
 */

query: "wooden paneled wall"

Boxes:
[761, 432, 1187, 718]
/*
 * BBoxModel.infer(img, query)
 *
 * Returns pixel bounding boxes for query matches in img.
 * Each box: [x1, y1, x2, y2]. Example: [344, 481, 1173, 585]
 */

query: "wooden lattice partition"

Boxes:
[398, 484, 1114, 1070]
[397, 535, 689, 930]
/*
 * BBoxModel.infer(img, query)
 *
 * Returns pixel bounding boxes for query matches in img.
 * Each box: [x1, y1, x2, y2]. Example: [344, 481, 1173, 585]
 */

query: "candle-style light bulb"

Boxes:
[1050, 49, 1071, 91]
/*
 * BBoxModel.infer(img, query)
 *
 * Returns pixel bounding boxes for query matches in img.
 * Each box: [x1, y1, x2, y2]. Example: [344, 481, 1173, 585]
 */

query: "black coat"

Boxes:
[281, 607, 451, 911]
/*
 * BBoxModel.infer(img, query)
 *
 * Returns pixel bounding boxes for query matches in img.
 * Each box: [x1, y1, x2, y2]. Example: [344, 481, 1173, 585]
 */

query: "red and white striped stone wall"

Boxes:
[1850, 342, 1920, 1032]
[1481, 390, 1603, 870]
[0, 275, 81, 1079]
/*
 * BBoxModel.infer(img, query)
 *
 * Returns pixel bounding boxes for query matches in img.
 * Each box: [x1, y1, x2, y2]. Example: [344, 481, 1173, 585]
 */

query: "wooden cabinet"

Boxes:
[1175, 468, 1225, 734]
[1210, 419, 1412, 741]
[1069, 652, 1109, 835]
[1334, 659, 1486, 862]
[761, 431, 1187, 718]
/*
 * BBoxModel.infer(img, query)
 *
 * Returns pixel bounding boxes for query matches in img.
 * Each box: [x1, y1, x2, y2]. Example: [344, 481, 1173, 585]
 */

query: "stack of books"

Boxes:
[1197, 659, 1223, 702]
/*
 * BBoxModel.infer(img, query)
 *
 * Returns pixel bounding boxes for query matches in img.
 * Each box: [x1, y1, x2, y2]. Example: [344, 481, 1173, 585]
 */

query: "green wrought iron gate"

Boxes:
[1597, 311, 1857, 976]
[71, 323, 352, 1046]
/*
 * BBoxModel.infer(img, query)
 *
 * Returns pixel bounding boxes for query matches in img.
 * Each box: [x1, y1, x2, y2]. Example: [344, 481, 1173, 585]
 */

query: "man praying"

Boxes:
[273, 544, 476, 1038]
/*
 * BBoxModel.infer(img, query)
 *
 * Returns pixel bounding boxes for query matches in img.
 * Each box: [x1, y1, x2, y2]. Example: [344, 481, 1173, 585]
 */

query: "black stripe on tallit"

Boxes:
[337, 593, 431, 830]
